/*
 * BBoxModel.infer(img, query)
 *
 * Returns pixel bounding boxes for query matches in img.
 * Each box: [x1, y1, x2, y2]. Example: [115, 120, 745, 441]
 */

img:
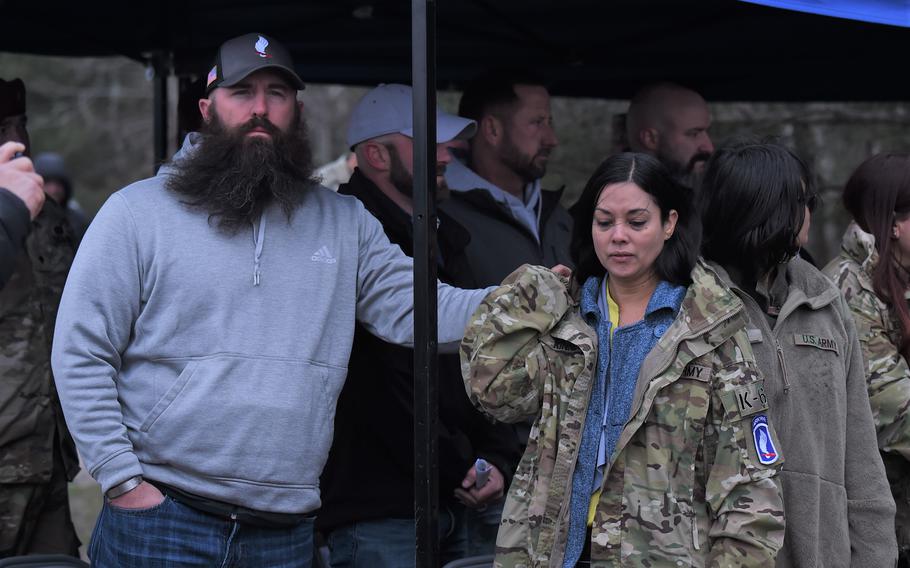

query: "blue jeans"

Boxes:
[464, 498, 503, 556]
[89, 495, 314, 567]
[326, 505, 467, 568]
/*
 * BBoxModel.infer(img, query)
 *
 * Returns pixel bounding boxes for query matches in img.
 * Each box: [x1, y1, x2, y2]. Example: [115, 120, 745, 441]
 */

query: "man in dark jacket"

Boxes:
[0, 78, 80, 558]
[318, 84, 521, 567]
[441, 69, 573, 287]
[440, 69, 573, 552]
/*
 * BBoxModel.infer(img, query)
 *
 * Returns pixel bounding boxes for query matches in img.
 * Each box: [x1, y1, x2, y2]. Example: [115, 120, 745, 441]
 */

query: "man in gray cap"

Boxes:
[51, 34, 492, 566]
[318, 84, 521, 567]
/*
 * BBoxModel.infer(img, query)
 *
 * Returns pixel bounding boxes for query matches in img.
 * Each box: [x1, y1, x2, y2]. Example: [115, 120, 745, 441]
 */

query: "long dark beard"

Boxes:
[165, 109, 316, 233]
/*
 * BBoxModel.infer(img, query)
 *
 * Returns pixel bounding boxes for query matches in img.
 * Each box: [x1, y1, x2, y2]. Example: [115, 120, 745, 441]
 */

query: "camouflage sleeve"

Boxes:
[460, 264, 572, 424]
[842, 275, 910, 460]
[705, 332, 786, 566]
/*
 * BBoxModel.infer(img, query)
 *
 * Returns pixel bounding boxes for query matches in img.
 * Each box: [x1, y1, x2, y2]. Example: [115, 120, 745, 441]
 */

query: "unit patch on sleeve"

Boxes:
[793, 333, 839, 355]
[751, 415, 779, 465]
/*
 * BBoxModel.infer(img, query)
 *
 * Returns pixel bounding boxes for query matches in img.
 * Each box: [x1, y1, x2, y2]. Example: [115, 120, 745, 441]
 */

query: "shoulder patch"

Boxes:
[680, 363, 710, 381]
[746, 328, 763, 343]
[793, 333, 839, 355]
[751, 415, 779, 465]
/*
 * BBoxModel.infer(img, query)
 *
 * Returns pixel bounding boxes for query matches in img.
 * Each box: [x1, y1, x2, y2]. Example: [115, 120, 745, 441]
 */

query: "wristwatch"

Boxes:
[106, 475, 143, 500]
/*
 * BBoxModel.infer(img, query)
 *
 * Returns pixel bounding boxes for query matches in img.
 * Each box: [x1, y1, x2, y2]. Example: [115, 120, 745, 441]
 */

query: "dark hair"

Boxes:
[699, 138, 813, 280]
[457, 68, 547, 122]
[570, 152, 700, 286]
[842, 153, 910, 360]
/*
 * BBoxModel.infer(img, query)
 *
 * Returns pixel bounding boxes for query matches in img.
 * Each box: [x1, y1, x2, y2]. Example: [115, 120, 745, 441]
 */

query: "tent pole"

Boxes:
[152, 50, 170, 172]
[412, 0, 440, 567]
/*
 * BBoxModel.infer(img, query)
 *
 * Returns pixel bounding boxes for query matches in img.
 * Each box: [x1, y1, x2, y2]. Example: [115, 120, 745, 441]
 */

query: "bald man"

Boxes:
[626, 82, 714, 188]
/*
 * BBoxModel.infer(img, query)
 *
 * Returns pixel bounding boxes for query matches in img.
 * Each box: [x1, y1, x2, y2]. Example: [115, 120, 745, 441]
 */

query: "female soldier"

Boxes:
[461, 152, 785, 567]
[823, 153, 910, 566]
[699, 140, 896, 567]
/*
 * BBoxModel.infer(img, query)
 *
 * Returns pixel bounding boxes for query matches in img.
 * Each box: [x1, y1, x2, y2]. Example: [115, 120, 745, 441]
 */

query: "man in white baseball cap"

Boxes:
[344, 83, 475, 211]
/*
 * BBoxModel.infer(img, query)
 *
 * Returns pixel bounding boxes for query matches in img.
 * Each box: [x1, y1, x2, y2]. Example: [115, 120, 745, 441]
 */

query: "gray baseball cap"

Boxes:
[346, 84, 477, 149]
[205, 33, 305, 94]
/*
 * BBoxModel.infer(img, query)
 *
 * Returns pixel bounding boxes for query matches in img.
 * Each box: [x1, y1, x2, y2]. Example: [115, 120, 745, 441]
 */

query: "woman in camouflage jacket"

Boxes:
[823, 153, 910, 564]
[461, 154, 785, 568]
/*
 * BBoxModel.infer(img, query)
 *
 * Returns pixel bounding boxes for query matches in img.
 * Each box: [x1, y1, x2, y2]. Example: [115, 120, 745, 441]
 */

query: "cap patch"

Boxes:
[206, 66, 218, 88]
[255, 35, 272, 58]
[752, 415, 778, 465]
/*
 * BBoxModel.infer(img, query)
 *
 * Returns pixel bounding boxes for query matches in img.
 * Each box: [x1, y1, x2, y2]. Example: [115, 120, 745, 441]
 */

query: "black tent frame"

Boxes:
[2, 1, 909, 565]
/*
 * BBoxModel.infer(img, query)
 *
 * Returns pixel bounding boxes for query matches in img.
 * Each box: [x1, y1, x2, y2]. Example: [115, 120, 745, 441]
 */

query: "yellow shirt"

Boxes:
[587, 286, 620, 525]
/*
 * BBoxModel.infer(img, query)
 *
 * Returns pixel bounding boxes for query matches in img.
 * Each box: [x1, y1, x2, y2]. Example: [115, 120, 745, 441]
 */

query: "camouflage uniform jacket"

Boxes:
[0, 199, 79, 484]
[823, 221, 910, 554]
[461, 262, 786, 568]
[823, 221, 910, 460]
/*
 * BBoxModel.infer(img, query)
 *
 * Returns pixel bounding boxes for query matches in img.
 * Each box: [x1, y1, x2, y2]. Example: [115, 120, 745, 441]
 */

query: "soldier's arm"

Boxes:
[460, 264, 572, 423]
[704, 334, 786, 567]
[846, 284, 910, 460]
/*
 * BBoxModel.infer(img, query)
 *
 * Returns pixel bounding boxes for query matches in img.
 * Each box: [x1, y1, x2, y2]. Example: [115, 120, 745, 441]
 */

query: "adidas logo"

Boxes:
[310, 246, 337, 264]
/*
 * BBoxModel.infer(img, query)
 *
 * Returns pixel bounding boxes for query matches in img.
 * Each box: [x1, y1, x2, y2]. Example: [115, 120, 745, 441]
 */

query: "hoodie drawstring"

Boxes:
[252, 214, 266, 286]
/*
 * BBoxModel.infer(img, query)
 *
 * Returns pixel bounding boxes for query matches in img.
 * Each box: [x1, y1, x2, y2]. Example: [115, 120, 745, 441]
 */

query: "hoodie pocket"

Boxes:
[136, 355, 345, 487]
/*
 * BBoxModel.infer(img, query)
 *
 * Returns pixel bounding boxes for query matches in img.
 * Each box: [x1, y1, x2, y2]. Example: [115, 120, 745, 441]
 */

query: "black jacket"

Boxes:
[317, 170, 521, 531]
[0, 187, 30, 289]
[439, 185, 573, 287]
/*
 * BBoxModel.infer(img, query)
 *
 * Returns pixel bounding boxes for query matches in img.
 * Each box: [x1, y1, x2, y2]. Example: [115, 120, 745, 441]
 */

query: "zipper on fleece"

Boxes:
[775, 339, 792, 393]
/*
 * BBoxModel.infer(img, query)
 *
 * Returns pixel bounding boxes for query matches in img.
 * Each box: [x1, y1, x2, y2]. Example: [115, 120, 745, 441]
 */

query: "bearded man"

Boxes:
[50, 33, 492, 567]
[626, 82, 715, 190]
[442, 69, 573, 286]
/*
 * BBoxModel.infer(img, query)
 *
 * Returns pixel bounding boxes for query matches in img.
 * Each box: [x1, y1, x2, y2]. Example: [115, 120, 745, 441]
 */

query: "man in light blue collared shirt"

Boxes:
[441, 69, 573, 289]
[440, 68, 574, 555]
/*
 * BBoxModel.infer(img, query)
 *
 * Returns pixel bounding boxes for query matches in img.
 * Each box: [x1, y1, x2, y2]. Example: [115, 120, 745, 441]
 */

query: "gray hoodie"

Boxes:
[51, 134, 491, 514]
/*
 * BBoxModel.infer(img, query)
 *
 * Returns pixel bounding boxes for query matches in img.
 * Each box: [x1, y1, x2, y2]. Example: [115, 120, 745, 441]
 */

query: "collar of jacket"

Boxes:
[622, 261, 748, 422]
[579, 275, 686, 327]
[710, 257, 841, 321]
[841, 220, 881, 292]
[338, 168, 471, 259]
[551, 261, 749, 472]
[559, 261, 746, 373]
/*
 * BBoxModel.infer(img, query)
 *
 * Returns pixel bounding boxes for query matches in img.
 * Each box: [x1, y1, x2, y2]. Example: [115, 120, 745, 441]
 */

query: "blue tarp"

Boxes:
[742, 0, 910, 27]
